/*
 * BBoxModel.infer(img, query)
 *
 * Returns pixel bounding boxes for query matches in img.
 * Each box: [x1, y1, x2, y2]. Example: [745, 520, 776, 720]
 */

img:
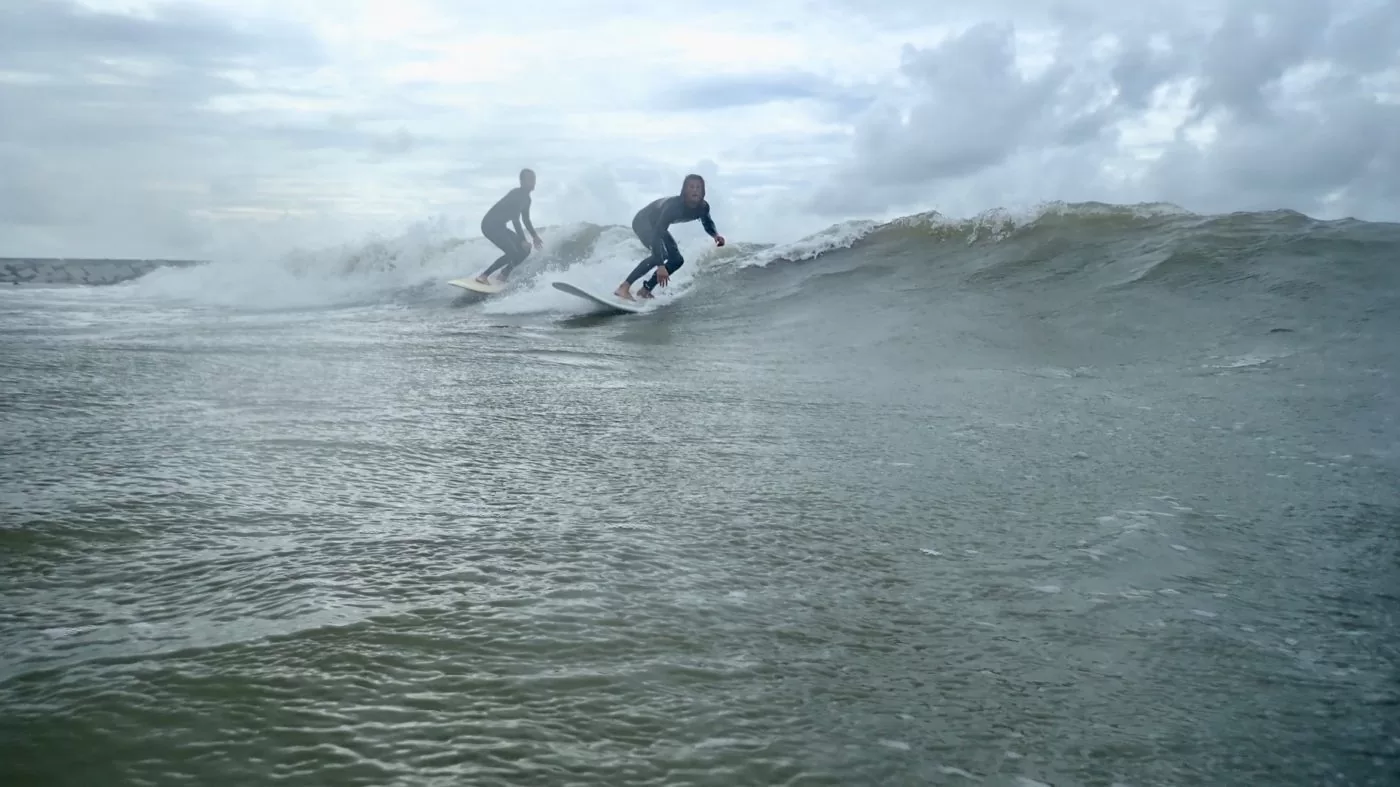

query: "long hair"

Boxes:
[681, 173, 706, 198]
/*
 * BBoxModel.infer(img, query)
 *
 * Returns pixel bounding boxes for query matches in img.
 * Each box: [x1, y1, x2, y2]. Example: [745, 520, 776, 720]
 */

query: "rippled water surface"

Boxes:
[3, 220, 1399, 787]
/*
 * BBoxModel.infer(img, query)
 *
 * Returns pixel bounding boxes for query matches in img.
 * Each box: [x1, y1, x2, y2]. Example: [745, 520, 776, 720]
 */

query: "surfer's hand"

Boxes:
[654, 266, 670, 286]
[532, 236, 544, 250]
[714, 234, 725, 247]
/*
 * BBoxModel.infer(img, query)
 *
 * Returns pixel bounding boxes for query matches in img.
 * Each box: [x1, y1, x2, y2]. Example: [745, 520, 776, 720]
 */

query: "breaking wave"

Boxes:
[25, 201, 1400, 343]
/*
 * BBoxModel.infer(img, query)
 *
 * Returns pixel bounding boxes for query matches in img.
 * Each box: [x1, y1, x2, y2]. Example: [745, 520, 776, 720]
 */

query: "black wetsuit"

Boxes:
[625, 195, 718, 291]
[480, 187, 536, 278]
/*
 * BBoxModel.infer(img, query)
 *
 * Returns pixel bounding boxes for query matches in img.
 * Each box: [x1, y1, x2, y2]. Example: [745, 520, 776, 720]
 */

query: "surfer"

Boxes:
[474, 168, 545, 285]
[614, 173, 725, 300]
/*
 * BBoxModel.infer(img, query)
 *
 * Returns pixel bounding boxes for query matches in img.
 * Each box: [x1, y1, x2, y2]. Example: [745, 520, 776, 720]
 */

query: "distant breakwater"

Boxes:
[2, 258, 205, 286]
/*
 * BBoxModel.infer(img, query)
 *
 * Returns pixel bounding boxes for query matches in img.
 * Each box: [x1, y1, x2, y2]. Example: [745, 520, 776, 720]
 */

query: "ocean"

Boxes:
[2, 201, 1397, 786]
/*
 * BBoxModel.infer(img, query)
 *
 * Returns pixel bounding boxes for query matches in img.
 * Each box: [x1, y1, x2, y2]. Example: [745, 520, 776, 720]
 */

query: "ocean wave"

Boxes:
[13, 202, 1399, 327]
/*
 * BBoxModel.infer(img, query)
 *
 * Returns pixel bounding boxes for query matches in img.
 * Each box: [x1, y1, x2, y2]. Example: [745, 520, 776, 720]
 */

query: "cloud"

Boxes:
[1149, 0, 1400, 217]
[1148, 63, 1400, 217]
[1190, 0, 1332, 121]
[1, 0, 935, 256]
[2, 0, 1399, 260]
[809, 0, 1400, 222]
[652, 71, 877, 119]
[0, 0, 364, 256]
[0, 0, 321, 69]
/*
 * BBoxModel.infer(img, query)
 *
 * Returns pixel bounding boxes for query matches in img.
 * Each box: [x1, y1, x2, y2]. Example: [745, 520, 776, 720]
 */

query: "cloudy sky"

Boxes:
[2, 0, 1397, 258]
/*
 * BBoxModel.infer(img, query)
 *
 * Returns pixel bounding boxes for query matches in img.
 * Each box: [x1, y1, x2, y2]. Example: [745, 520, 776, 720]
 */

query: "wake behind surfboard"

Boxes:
[551, 281, 648, 314]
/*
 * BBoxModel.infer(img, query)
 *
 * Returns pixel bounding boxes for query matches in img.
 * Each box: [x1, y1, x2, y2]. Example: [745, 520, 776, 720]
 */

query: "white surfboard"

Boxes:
[448, 277, 505, 294]
[551, 281, 647, 314]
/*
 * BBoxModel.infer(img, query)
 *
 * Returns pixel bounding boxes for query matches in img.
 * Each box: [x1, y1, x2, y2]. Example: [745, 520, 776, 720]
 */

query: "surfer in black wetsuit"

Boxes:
[614, 173, 725, 300]
[474, 168, 544, 285]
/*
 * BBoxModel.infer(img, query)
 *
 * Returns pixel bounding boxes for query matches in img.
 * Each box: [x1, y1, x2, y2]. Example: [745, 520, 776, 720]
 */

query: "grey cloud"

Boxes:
[0, 0, 321, 153]
[1191, 0, 1331, 121]
[721, 130, 854, 164]
[834, 0, 1227, 31]
[1110, 33, 1195, 110]
[0, 0, 324, 72]
[812, 0, 1400, 221]
[811, 21, 1119, 212]
[1151, 63, 1400, 217]
[372, 128, 417, 157]
[2, 72, 245, 153]
[1153, 0, 1400, 216]
[542, 165, 634, 227]
[0, 158, 61, 226]
[657, 72, 825, 109]
[258, 123, 429, 159]
[592, 161, 690, 199]
[1340, 132, 1400, 218]
[652, 71, 876, 116]
[0, 1, 440, 256]
[1324, 1, 1400, 71]
[437, 163, 499, 186]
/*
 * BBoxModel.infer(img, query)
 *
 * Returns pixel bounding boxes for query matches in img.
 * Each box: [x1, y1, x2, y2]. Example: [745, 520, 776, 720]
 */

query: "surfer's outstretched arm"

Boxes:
[522, 199, 540, 246]
[699, 203, 724, 246]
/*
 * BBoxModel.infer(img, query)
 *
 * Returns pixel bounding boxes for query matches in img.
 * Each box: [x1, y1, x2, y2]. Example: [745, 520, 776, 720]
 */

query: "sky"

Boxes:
[1, 0, 1398, 258]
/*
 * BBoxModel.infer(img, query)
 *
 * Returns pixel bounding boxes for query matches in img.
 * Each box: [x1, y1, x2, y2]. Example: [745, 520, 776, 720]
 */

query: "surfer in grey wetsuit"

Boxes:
[474, 168, 544, 284]
[614, 173, 725, 300]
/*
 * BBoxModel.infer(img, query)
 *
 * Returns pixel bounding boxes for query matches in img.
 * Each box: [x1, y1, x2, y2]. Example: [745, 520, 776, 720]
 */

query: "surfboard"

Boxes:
[551, 281, 647, 314]
[448, 277, 505, 294]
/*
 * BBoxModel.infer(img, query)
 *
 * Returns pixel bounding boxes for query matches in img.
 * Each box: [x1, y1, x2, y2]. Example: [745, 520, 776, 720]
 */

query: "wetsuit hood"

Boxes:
[681, 174, 706, 201]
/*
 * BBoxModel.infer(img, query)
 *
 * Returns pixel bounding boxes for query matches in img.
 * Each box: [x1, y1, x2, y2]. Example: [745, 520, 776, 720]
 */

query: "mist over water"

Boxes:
[3, 201, 1398, 786]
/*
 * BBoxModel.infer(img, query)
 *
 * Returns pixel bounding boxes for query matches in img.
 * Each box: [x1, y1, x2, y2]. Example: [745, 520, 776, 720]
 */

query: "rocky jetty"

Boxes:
[1, 258, 205, 286]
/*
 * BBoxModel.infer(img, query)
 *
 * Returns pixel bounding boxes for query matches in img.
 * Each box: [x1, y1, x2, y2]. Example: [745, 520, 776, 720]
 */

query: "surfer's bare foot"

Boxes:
[474, 275, 491, 284]
[636, 288, 654, 300]
[614, 284, 633, 300]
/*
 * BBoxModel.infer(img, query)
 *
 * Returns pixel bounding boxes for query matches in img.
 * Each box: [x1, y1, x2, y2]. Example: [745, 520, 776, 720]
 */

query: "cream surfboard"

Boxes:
[448, 277, 505, 294]
[551, 281, 648, 314]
